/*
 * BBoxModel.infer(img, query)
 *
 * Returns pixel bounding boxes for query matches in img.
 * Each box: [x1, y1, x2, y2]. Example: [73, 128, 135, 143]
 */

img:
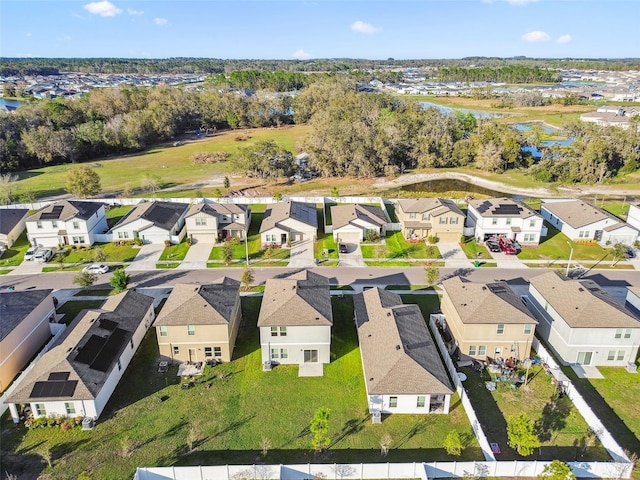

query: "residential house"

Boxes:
[257, 271, 332, 368]
[354, 288, 453, 415]
[154, 278, 242, 363]
[528, 272, 640, 366]
[466, 198, 545, 246]
[0, 290, 55, 392]
[259, 201, 317, 246]
[331, 204, 387, 242]
[185, 202, 250, 243]
[541, 199, 639, 246]
[26, 200, 107, 248]
[625, 203, 640, 233]
[626, 286, 640, 315]
[395, 198, 465, 242]
[440, 277, 537, 361]
[109, 201, 189, 245]
[0, 208, 29, 250]
[7, 290, 155, 423]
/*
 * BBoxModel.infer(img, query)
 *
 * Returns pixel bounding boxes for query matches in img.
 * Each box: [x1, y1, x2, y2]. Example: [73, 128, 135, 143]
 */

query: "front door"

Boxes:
[281, 233, 287, 245]
[188, 348, 197, 363]
[577, 351, 593, 365]
[303, 349, 318, 363]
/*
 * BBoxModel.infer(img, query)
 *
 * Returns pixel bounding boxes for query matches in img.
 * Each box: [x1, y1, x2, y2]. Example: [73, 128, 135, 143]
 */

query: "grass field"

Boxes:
[459, 237, 492, 260]
[361, 232, 441, 260]
[58, 242, 139, 264]
[159, 238, 191, 261]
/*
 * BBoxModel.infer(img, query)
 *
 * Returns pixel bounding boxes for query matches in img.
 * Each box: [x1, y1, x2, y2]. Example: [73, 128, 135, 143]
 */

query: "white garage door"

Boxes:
[336, 232, 362, 245]
[190, 233, 218, 243]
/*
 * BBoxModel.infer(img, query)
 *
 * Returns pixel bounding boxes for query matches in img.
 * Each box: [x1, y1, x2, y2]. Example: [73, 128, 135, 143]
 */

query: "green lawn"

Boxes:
[58, 242, 139, 264]
[159, 238, 191, 261]
[600, 201, 630, 221]
[384, 203, 399, 223]
[55, 299, 105, 325]
[361, 232, 441, 260]
[106, 205, 134, 228]
[2, 295, 481, 480]
[314, 232, 339, 259]
[0, 232, 31, 267]
[459, 237, 492, 260]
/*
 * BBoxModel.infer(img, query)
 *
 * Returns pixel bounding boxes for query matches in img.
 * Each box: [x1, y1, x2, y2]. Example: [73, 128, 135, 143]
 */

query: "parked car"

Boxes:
[338, 243, 348, 254]
[623, 247, 636, 259]
[24, 247, 38, 261]
[33, 248, 53, 263]
[485, 239, 501, 252]
[498, 237, 517, 255]
[83, 263, 109, 274]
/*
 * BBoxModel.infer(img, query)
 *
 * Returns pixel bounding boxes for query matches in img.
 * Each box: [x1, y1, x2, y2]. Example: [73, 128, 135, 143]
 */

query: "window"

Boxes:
[195, 217, 207, 226]
[417, 396, 426, 408]
[524, 324, 533, 335]
[450, 216, 459, 224]
[624, 329, 631, 339]
[617, 351, 625, 361]
[73, 221, 80, 230]
[36, 220, 43, 229]
[389, 396, 398, 408]
[72, 236, 84, 244]
[524, 233, 535, 242]
[529, 219, 536, 228]
[118, 231, 130, 239]
[280, 348, 288, 359]
[439, 216, 447, 224]
[607, 350, 616, 361]
[409, 212, 416, 219]
[505, 218, 512, 226]
[422, 213, 430, 221]
[35, 404, 46, 416]
[468, 345, 477, 356]
[214, 347, 222, 357]
[117, 359, 122, 371]
[130, 338, 134, 349]
[271, 348, 279, 359]
[615, 329, 622, 339]
[492, 218, 498, 225]
[65, 402, 76, 415]
[159, 326, 167, 337]
[270, 326, 287, 336]
[496, 323, 505, 335]
[478, 346, 486, 356]
[204, 347, 213, 358]
[280, 327, 287, 336]
[187, 325, 196, 336]
[173, 346, 180, 356]
[52, 220, 58, 228]
[579, 230, 589, 238]
[270, 326, 278, 337]
[266, 234, 276, 242]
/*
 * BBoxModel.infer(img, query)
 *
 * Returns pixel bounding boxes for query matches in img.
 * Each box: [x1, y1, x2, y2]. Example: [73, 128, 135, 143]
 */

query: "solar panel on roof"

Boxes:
[30, 380, 78, 398]
[493, 204, 523, 215]
[74, 335, 108, 364]
[41, 205, 64, 220]
[99, 318, 118, 331]
[61, 381, 78, 396]
[48, 372, 70, 381]
[89, 328, 128, 372]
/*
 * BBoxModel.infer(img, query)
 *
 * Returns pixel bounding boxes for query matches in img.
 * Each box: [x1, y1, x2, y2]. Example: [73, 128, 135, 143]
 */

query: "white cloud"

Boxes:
[127, 8, 143, 16]
[83, 1, 122, 17]
[350, 20, 381, 34]
[154, 17, 168, 26]
[557, 34, 573, 44]
[522, 30, 550, 42]
[292, 49, 312, 60]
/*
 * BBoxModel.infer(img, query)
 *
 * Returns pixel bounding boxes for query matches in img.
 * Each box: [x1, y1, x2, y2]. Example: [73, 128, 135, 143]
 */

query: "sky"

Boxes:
[2, 0, 639, 60]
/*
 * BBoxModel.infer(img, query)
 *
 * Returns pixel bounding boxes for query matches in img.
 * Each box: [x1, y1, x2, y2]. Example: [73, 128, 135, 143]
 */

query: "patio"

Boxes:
[177, 361, 204, 377]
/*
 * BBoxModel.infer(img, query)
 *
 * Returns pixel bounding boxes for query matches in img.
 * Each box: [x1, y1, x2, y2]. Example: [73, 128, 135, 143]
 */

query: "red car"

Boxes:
[498, 237, 517, 255]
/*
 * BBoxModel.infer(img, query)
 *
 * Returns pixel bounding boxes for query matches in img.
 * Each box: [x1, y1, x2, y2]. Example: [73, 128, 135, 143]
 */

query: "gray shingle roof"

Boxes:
[154, 278, 240, 326]
[542, 200, 620, 229]
[469, 198, 539, 219]
[530, 271, 640, 328]
[0, 289, 53, 341]
[259, 201, 317, 233]
[396, 198, 464, 217]
[113, 201, 188, 231]
[27, 200, 104, 222]
[331, 204, 387, 230]
[441, 276, 537, 325]
[354, 288, 453, 395]
[185, 202, 248, 218]
[257, 270, 332, 327]
[0, 208, 29, 236]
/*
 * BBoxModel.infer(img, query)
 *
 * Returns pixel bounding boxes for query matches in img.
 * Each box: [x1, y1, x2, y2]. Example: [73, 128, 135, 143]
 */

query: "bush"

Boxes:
[364, 230, 379, 243]
[234, 134, 250, 141]
[164, 240, 171, 247]
[190, 151, 230, 164]
[427, 235, 439, 244]
[134, 238, 143, 246]
[60, 420, 73, 431]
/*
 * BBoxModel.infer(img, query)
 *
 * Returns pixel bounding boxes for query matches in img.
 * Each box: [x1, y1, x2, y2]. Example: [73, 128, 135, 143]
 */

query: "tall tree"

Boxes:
[66, 165, 101, 198]
[538, 460, 576, 480]
[507, 413, 540, 456]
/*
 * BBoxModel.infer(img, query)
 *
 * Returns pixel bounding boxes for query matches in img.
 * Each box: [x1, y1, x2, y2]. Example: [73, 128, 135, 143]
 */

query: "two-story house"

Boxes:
[154, 278, 242, 364]
[528, 272, 640, 366]
[185, 202, 251, 243]
[466, 198, 545, 246]
[26, 200, 107, 248]
[109, 201, 189, 245]
[395, 198, 465, 242]
[627, 203, 640, 232]
[259, 201, 317, 246]
[440, 276, 537, 362]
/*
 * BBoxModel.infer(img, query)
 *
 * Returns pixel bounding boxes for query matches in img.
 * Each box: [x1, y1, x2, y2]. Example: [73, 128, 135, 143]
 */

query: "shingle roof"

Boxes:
[441, 276, 537, 325]
[113, 201, 188, 231]
[354, 288, 453, 396]
[257, 270, 332, 327]
[259, 201, 317, 233]
[154, 278, 240, 326]
[27, 200, 104, 222]
[396, 198, 464, 217]
[530, 271, 640, 328]
[331, 204, 387, 230]
[542, 200, 619, 229]
[185, 202, 248, 218]
[7, 290, 154, 404]
[0, 289, 53, 341]
[469, 198, 539, 219]
[0, 208, 29, 236]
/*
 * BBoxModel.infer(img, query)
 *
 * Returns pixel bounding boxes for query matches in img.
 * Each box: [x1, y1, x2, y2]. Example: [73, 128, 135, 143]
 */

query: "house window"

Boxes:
[195, 217, 207, 226]
[529, 219, 536, 228]
[52, 220, 58, 228]
[416, 396, 426, 408]
[204, 347, 213, 358]
[624, 329, 631, 339]
[266, 234, 276, 242]
[187, 325, 196, 336]
[389, 396, 398, 408]
[492, 218, 498, 225]
[214, 347, 222, 357]
[35, 404, 46, 416]
[524, 233, 535, 242]
[422, 213, 430, 221]
[159, 326, 167, 337]
[173, 346, 180, 356]
[409, 212, 416, 219]
[579, 230, 589, 238]
[280, 349, 288, 359]
[117, 359, 122, 371]
[439, 217, 447, 224]
[270, 348, 279, 359]
[450, 216, 459, 224]
[72, 236, 84, 244]
[118, 231, 130, 239]
[524, 324, 533, 335]
[617, 351, 625, 361]
[468, 345, 477, 356]
[615, 329, 622, 339]
[496, 323, 505, 335]
[505, 218, 512, 226]
[478, 346, 486, 356]
[73, 221, 80, 230]
[607, 350, 616, 361]
[270, 327, 278, 336]
[65, 402, 76, 415]
[36, 220, 43, 229]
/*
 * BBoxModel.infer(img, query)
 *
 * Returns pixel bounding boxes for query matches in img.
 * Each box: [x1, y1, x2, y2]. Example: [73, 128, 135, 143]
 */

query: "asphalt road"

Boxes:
[2, 266, 639, 292]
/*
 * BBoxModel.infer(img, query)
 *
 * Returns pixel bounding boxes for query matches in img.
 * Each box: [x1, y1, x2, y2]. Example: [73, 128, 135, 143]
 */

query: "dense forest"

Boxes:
[436, 66, 561, 83]
[1, 78, 638, 186]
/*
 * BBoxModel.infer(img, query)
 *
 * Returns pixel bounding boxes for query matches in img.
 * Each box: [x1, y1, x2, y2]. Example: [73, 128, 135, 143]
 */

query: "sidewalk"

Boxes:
[177, 240, 213, 270]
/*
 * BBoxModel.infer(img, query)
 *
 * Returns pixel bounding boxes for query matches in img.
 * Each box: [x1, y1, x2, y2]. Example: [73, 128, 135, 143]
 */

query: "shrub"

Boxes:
[60, 420, 72, 431]
[190, 151, 230, 164]
[234, 134, 250, 141]
[164, 240, 171, 247]
[74, 416, 84, 426]
[427, 235, 439, 244]
[364, 230, 379, 243]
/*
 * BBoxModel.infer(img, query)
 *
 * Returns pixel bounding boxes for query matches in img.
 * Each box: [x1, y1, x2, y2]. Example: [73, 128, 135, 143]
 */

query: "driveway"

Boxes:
[438, 241, 472, 269]
[7, 260, 44, 276]
[177, 240, 213, 270]
[488, 250, 528, 269]
[287, 239, 315, 268]
[126, 243, 165, 271]
[337, 239, 366, 267]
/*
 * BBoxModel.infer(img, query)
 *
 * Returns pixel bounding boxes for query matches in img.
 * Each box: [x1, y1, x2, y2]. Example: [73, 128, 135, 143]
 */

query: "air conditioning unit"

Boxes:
[262, 361, 272, 372]
[371, 410, 381, 424]
[81, 417, 94, 430]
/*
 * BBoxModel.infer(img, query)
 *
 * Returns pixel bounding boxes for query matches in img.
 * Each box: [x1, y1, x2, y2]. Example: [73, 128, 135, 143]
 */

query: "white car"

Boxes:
[83, 264, 109, 274]
[24, 247, 38, 261]
[33, 248, 53, 263]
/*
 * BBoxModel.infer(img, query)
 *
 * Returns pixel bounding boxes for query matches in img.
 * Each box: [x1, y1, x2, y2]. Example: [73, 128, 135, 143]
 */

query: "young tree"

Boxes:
[443, 429, 463, 456]
[93, 247, 107, 263]
[240, 266, 254, 291]
[310, 407, 331, 452]
[223, 176, 230, 189]
[187, 424, 201, 453]
[379, 433, 392, 457]
[110, 268, 130, 293]
[425, 265, 439, 286]
[612, 243, 627, 262]
[74, 271, 98, 288]
[0, 173, 18, 205]
[222, 243, 234, 265]
[260, 436, 272, 457]
[507, 413, 540, 456]
[65, 165, 101, 198]
[36, 445, 52, 468]
[142, 174, 161, 194]
[538, 460, 576, 480]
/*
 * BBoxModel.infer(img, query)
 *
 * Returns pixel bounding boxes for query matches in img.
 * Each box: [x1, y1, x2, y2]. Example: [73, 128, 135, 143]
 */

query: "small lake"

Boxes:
[418, 101, 502, 119]
[0, 98, 23, 110]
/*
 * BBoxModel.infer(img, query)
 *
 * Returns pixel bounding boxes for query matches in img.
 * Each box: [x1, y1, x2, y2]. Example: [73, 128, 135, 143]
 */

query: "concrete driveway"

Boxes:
[438, 241, 472, 269]
[338, 240, 366, 267]
[178, 240, 213, 270]
[288, 239, 316, 268]
[126, 243, 165, 271]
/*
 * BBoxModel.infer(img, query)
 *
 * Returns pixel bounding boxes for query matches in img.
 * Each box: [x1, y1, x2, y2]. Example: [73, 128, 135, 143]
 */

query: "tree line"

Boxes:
[435, 66, 561, 83]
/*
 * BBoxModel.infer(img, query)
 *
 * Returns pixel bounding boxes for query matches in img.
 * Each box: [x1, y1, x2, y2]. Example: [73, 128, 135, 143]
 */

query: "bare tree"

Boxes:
[187, 424, 202, 453]
[260, 436, 272, 457]
[36, 445, 52, 468]
[142, 174, 162, 194]
[379, 433, 392, 457]
[0, 173, 18, 205]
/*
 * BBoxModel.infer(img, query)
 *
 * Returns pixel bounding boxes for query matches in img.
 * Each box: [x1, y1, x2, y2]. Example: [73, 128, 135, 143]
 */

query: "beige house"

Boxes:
[331, 204, 387, 242]
[395, 198, 465, 242]
[185, 202, 250, 243]
[0, 208, 29, 250]
[0, 289, 55, 392]
[260, 201, 318, 246]
[440, 277, 537, 361]
[154, 278, 242, 363]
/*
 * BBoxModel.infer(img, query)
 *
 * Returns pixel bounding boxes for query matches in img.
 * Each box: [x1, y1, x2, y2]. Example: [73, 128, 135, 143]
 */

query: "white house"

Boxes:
[185, 202, 250, 243]
[26, 201, 107, 248]
[331, 204, 387, 242]
[627, 203, 640, 233]
[466, 198, 545, 245]
[541, 199, 639, 246]
[527, 271, 640, 367]
[354, 288, 453, 415]
[109, 201, 189, 245]
[627, 287, 640, 316]
[259, 201, 317, 246]
[7, 290, 155, 423]
[257, 271, 332, 371]
[0, 208, 29, 250]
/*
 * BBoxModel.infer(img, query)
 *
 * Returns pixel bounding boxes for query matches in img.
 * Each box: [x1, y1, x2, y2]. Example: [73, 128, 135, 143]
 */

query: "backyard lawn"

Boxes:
[105, 205, 134, 228]
[55, 299, 105, 325]
[361, 232, 441, 260]
[0, 232, 31, 267]
[1, 295, 481, 480]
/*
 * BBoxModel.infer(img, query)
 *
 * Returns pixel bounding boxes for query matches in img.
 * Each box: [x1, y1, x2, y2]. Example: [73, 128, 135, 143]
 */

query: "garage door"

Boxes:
[190, 233, 218, 244]
[438, 232, 460, 242]
[336, 232, 362, 245]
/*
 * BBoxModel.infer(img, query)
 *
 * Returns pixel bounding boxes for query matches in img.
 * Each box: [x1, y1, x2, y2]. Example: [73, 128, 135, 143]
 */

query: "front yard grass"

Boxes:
[0, 231, 31, 267]
[159, 238, 190, 261]
[361, 232, 441, 260]
[459, 237, 492, 260]
[59, 242, 139, 264]
[56, 299, 105, 325]
[314, 232, 339, 259]
[2, 295, 481, 479]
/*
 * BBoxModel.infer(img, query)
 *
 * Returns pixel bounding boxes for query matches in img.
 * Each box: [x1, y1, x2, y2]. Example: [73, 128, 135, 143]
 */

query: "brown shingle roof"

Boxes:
[542, 200, 617, 229]
[257, 271, 332, 327]
[27, 200, 103, 222]
[354, 288, 453, 396]
[441, 276, 536, 325]
[396, 198, 464, 217]
[259, 201, 317, 233]
[530, 271, 640, 328]
[185, 202, 248, 218]
[154, 278, 240, 326]
[331, 204, 387, 230]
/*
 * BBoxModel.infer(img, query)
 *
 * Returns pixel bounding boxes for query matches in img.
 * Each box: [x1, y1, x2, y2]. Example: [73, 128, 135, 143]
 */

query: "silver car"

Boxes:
[33, 248, 53, 263]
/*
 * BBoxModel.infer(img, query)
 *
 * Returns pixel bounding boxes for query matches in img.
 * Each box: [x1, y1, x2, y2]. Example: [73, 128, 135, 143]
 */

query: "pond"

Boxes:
[418, 101, 502, 119]
[513, 123, 575, 159]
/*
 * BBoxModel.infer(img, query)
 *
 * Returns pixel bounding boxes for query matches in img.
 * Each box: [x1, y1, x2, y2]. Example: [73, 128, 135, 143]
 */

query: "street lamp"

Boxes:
[566, 241, 573, 276]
